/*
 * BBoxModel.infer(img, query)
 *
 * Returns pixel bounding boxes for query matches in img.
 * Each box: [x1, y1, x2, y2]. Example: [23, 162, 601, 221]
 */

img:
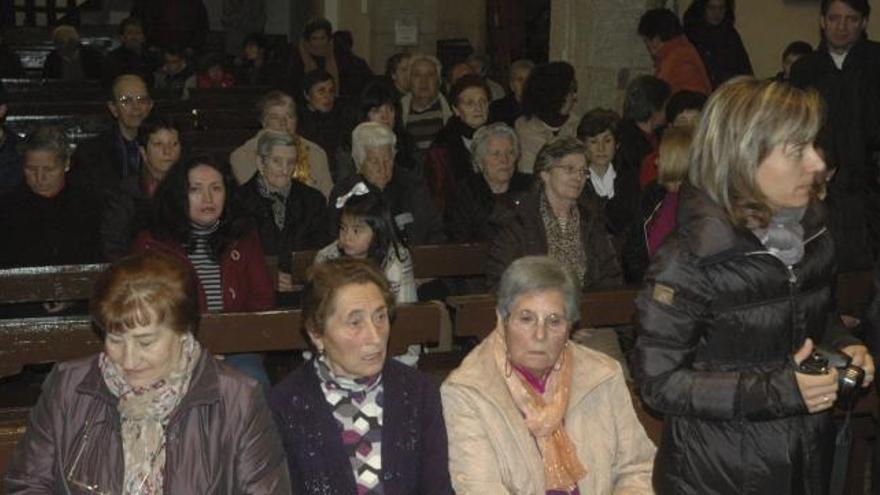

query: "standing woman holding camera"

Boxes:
[634, 77, 874, 495]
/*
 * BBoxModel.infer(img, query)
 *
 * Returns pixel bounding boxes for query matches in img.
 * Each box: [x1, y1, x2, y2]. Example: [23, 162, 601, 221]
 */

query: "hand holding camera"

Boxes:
[794, 338, 872, 413]
[794, 339, 839, 413]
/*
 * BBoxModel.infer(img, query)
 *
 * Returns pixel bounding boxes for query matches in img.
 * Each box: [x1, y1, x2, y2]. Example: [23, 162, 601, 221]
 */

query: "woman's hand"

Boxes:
[840, 344, 875, 388]
[794, 338, 839, 413]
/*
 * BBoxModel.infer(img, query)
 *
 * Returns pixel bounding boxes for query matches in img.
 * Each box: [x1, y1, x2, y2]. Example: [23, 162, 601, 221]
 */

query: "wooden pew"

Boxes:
[0, 258, 279, 306]
[289, 243, 488, 284]
[0, 302, 444, 380]
[447, 286, 640, 340]
[0, 301, 447, 477]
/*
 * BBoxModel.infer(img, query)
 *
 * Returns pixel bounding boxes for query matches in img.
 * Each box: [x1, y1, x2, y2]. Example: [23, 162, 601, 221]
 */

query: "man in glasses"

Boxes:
[70, 74, 154, 200]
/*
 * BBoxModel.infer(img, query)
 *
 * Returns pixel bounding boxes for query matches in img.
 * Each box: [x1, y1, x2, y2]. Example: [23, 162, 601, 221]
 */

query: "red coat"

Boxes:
[654, 35, 712, 95]
[132, 229, 275, 312]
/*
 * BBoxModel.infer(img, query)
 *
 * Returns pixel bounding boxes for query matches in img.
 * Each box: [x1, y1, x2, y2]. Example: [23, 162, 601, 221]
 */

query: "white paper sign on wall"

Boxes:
[395, 13, 419, 47]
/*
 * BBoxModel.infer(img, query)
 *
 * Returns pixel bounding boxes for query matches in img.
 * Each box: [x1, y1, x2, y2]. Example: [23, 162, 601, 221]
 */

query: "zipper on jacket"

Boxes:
[743, 227, 826, 350]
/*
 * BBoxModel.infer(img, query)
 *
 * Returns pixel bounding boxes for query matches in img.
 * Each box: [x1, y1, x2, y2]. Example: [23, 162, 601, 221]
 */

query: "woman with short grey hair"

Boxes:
[486, 136, 621, 290]
[444, 122, 532, 242]
[350, 122, 397, 192]
[229, 90, 333, 197]
[237, 129, 329, 293]
[442, 255, 655, 494]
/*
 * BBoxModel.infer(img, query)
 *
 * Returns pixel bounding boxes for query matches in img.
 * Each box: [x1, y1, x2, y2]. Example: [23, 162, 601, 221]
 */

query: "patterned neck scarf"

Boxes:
[314, 355, 385, 494]
[100, 334, 201, 495]
[540, 190, 587, 284]
[490, 325, 587, 491]
[256, 173, 290, 231]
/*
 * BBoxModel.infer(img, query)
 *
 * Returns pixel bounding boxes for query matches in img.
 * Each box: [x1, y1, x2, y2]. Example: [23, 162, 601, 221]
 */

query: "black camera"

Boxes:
[798, 346, 865, 409]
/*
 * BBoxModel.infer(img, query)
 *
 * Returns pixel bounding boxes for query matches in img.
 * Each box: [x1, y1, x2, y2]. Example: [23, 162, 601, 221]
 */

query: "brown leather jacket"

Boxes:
[4, 351, 291, 494]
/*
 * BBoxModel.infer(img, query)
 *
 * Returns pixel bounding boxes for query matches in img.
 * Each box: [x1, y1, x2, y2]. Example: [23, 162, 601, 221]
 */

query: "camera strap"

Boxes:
[828, 408, 854, 495]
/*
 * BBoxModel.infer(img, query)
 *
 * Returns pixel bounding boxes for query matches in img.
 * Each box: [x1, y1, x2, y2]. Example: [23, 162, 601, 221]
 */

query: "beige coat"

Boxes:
[442, 338, 655, 495]
[229, 130, 333, 198]
[514, 114, 580, 174]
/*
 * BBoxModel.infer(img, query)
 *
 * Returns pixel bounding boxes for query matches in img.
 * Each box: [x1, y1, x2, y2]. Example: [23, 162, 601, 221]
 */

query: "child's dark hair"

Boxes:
[337, 185, 407, 267]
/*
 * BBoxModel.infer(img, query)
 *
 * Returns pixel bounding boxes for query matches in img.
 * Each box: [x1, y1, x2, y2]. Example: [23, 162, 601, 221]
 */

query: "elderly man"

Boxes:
[790, 0, 880, 272]
[400, 54, 453, 167]
[69, 74, 153, 200]
[638, 8, 711, 95]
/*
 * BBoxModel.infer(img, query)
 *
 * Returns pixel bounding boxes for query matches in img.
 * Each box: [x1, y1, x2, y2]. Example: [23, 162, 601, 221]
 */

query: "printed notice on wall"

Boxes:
[395, 13, 418, 46]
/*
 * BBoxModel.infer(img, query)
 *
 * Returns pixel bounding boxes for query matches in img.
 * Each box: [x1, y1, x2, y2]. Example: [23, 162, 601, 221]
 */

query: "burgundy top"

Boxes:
[647, 190, 680, 257]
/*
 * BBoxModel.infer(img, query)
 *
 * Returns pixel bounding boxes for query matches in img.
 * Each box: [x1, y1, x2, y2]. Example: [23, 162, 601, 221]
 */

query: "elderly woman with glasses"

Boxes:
[486, 137, 621, 290]
[269, 258, 452, 494]
[442, 256, 655, 494]
[4, 251, 290, 494]
[444, 122, 532, 242]
[230, 90, 333, 198]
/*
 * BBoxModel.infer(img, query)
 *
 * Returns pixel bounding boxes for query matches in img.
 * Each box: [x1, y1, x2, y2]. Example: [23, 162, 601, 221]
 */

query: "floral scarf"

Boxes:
[490, 325, 587, 491]
[99, 334, 201, 495]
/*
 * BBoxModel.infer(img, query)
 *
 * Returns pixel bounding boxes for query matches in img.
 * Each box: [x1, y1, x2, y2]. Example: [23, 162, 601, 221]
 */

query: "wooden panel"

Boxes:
[411, 243, 486, 278]
[448, 287, 640, 340]
[289, 250, 318, 282]
[0, 264, 103, 304]
[0, 302, 442, 379]
[0, 258, 278, 305]
[289, 244, 488, 282]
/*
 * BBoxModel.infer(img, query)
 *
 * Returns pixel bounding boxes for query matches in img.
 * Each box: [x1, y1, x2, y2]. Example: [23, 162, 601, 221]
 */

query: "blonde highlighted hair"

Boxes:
[689, 77, 823, 228]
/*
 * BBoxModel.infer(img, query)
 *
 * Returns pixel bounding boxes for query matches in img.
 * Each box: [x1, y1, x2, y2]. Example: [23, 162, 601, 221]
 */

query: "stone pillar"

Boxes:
[550, 0, 656, 115]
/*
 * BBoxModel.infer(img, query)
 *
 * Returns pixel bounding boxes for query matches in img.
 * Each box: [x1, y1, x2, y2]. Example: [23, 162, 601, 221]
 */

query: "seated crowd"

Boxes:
[4, 0, 880, 493]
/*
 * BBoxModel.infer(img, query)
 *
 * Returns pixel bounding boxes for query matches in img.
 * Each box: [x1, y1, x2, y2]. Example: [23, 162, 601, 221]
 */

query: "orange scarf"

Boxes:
[490, 325, 587, 491]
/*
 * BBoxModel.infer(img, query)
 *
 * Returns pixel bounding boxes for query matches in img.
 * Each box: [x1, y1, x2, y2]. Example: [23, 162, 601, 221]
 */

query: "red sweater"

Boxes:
[132, 229, 275, 312]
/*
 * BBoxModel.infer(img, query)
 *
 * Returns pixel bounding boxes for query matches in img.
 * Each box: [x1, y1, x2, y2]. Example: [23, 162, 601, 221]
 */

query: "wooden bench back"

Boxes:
[289, 243, 488, 283]
[447, 287, 641, 340]
[0, 258, 279, 306]
[0, 301, 444, 380]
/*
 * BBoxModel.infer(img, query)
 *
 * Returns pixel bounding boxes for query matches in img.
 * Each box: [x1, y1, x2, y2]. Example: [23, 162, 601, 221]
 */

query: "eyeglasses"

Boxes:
[65, 417, 160, 494]
[65, 419, 111, 495]
[507, 309, 569, 334]
[115, 94, 152, 107]
[554, 164, 591, 178]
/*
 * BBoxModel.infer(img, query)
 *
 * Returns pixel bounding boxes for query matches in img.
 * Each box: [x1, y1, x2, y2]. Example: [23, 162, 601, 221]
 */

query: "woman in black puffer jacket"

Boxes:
[634, 77, 875, 495]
